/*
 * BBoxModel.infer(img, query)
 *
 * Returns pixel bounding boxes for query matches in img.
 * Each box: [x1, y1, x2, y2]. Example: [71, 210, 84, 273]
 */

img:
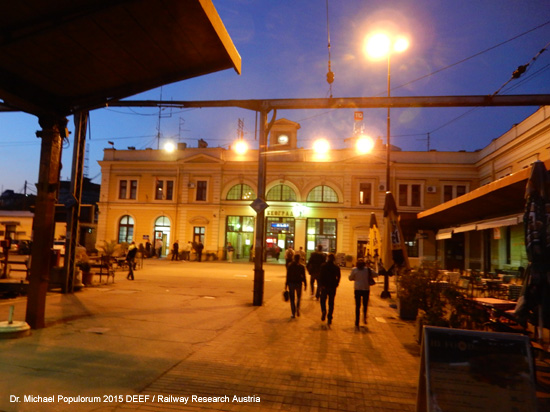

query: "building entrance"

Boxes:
[266, 217, 295, 263]
[154, 216, 170, 257]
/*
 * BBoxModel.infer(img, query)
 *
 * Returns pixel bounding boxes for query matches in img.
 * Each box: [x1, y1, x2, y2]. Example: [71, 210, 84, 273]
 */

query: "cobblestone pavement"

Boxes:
[2, 259, 548, 411]
[123, 260, 420, 412]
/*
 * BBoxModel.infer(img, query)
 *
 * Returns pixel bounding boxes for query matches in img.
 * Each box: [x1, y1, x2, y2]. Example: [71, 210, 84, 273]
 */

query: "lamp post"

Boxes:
[364, 33, 409, 193]
[364, 32, 409, 298]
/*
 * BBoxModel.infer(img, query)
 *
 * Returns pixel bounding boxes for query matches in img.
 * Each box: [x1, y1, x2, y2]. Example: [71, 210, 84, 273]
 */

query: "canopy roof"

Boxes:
[0, 0, 241, 117]
[416, 161, 550, 231]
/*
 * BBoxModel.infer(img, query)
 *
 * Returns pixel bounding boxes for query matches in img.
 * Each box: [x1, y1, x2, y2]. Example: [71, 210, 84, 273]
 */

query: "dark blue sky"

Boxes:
[1, 0, 550, 192]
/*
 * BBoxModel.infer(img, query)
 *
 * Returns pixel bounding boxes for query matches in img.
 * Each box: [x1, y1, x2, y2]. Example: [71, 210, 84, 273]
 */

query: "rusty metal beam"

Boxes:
[26, 116, 67, 329]
[107, 94, 550, 111]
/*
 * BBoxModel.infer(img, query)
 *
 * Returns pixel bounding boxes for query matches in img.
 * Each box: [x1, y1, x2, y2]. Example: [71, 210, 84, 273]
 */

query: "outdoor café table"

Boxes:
[473, 297, 517, 311]
[485, 279, 504, 298]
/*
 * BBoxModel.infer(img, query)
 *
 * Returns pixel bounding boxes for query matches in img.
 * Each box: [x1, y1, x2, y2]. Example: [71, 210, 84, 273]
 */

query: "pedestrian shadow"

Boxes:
[353, 325, 370, 333]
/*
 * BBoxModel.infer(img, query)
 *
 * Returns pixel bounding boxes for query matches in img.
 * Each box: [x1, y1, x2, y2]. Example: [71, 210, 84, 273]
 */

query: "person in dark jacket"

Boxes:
[285, 254, 307, 318]
[319, 253, 341, 325]
[126, 242, 138, 280]
[307, 244, 326, 299]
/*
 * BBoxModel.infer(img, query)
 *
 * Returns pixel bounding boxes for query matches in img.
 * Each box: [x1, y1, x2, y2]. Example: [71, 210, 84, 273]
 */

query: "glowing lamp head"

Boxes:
[356, 135, 374, 154]
[163, 141, 176, 153]
[364, 33, 391, 60]
[234, 139, 248, 155]
[313, 138, 330, 154]
[393, 36, 409, 53]
[364, 32, 409, 60]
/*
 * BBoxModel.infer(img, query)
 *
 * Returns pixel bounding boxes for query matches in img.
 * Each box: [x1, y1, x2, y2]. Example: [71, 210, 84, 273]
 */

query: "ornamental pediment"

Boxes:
[189, 216, 210, 225]
[183, 154, 223, 164]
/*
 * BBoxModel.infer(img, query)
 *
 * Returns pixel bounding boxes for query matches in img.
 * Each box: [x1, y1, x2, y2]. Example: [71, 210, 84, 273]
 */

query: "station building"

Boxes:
[96, 106, 550, 271]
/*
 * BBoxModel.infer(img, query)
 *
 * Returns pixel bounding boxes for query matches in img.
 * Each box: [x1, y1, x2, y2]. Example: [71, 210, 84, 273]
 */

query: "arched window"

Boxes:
[266, 184, 297, 201]
[226, 184, 256, 200]
[118, 215, 134, 243]
[307, 185, 338, 203]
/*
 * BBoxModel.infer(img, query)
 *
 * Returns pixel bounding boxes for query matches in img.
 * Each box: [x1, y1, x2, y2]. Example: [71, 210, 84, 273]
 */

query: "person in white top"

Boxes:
[348, 258, 375, 328]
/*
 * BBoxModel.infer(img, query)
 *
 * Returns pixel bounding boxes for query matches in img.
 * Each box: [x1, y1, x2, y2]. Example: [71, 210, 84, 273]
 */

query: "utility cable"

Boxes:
[493, 40, 550, 95]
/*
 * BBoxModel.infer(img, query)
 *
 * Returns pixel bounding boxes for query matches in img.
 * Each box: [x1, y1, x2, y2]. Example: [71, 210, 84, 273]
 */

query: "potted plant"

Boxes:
[396, 262, 446, 322]
[78, 261, 93, 286]
[345, 255, 354, 268]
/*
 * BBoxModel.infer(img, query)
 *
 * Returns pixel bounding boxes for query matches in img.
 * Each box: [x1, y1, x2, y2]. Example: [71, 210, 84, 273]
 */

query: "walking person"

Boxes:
[285, 254, 307, 318]
[284, 245, 294, 266]
[297, 246, 306, 265]
[306, 244, 326, 299]
[227, 242, 235, 263]
[171, 240, 179, 261]
[155, 237, 163, 258]
[319, 253, 341, 326]
[349, 258, 373, 328]
[126, 242, 138, 280]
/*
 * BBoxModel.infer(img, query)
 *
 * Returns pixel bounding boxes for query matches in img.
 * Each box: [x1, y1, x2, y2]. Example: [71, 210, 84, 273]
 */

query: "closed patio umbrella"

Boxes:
[368, 212, 380, 266]
[380, 192, 410, 298]
[516, 160, 550, 338]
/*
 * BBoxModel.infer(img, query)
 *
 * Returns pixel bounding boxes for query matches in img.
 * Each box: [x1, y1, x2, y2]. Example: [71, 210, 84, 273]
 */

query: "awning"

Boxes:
[0, 0, 241, 117]
[434, 214, 523, 238]
[436, 228, 453, 240]
[453, 224, 477, 233]
[417, 159, 550, 231]
[476, 214, 522, 230]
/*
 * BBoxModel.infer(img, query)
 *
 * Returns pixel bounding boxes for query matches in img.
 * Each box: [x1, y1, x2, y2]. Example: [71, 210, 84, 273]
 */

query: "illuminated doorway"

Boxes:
[154, 216, 171, 257]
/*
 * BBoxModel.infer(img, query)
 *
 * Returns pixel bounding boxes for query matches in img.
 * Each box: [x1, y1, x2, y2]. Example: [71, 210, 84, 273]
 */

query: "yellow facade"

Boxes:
[96, 118, 483, 264]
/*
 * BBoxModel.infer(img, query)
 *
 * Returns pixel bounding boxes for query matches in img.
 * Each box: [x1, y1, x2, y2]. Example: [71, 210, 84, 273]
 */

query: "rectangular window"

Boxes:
[196, 180, 207, 201]
[155, 180, 164, 200]
[119, 179, 138, 200]
[129, 180, 137, 199]
[119, 180, 127, 199]
[443, 184, 469, 202]
[398, 183, 422, 207]
[193, 226, 205, 244]
[155, 179, 174, 200]
[359, 183, 372, 205]
[443, 185, 453, 202]
[411, 184, 421, 207]
[166, 180, 174, 200]
[398, 184, 408, 206]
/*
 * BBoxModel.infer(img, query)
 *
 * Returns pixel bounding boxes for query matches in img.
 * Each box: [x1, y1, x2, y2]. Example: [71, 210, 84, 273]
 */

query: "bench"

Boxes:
[88, 257, 116, 284]
[1, 260, 30, 279]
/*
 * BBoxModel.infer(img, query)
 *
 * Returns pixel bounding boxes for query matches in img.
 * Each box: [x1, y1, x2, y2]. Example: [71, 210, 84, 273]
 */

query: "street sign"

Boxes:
[250, 198, 269, 213]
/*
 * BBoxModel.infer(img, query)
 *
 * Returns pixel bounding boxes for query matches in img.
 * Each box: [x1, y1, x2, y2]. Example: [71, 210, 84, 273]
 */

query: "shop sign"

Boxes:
[266, 210, 294, 217]
[271, 223, 289, 230]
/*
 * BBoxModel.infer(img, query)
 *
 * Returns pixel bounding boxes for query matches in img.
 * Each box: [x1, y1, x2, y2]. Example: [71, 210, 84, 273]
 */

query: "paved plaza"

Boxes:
[0, 258, 548, 411]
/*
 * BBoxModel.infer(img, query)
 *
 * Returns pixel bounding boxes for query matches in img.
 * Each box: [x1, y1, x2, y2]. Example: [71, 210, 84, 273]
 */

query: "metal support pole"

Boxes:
[26, 116, 67, 329]
[381, 54, 392, 299]
[385, 54, 391, 194]
[253, 109, 268, 306]
[64, 111, 88, 293]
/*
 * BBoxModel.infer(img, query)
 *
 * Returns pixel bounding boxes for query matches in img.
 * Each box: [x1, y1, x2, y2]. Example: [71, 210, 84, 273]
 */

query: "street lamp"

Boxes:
[363, 32, 409, 193]
[233, 139, 248, 155]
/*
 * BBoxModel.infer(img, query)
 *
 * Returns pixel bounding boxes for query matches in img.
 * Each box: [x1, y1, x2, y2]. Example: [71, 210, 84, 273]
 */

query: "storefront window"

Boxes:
[266, 217, 295, 262]
[226, 216, 255, 261]
[306, 218, 337, 255]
